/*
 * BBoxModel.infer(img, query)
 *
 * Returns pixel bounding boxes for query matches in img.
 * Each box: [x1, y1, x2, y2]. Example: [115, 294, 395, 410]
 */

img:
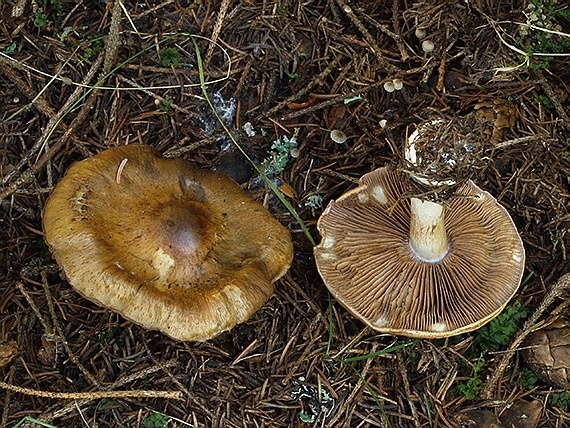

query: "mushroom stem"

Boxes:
[409, 197, 448, 262]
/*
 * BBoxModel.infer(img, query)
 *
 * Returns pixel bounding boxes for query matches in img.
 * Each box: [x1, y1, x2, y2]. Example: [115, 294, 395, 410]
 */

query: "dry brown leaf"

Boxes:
[0, 341, 18, 368]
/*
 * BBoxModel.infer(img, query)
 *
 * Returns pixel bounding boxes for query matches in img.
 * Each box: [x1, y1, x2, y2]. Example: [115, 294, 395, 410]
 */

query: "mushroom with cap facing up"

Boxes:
[43, 144, 294, 341]
[314, 120, 525, 338]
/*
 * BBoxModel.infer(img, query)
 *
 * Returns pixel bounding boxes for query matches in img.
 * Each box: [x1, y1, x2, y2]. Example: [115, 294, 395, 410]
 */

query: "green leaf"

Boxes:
[160, 47, 182, 67]
[4, 41, 17, 54]
[550, 392, 570, 408]
[143, 412, 171, 428]
[475, 302, 528, 352]
[519, 368, 538, 389]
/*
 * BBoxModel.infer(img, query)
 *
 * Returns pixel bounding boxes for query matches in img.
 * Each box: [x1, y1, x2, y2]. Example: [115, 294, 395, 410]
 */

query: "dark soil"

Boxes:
[1, 1, 568, 427]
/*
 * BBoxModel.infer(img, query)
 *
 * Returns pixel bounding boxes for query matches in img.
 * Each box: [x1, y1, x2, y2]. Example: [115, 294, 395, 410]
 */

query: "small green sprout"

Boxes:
[161, 96, 173, 113]
[550, 391, 570, 408]
[34, 10, 51, 28]
[83, 39, 103, 61]
[533, 95, 555, 112]
[160, 47, 182, 67]
[143, 412, 171, 428]
[519, 367, 538, 389]
[475, 301, 528, 352]
[4, 41, 17, 54]
[455, 358, 485, 400]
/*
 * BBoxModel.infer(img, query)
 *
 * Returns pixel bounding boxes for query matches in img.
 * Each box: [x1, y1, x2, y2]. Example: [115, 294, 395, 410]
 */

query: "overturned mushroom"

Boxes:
[43, 144, 293, 341]
[315, 120, 524, 338]
[314, 167, 525, 338]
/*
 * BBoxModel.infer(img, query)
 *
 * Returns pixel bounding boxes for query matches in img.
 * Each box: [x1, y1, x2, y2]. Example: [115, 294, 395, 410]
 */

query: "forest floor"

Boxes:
[0, 1, 569, 427]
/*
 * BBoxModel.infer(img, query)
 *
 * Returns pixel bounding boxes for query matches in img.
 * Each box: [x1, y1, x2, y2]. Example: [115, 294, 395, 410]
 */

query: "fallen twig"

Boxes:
[0, 381, 183, 400]
[482, 273, 570, 398]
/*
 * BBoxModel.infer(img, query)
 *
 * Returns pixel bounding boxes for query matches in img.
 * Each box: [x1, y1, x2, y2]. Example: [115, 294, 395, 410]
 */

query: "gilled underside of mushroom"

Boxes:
[314, 167, 525, 338]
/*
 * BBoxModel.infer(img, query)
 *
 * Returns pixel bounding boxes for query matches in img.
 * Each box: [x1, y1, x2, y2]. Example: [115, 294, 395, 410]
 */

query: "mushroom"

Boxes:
[314, 166, 525, 338]
[456, 410, 505, 428]
[383, 81, 396, 93]
[392, 79, 404, 91]
[315, 117, 525, 338]
[499, 400, 542, 428]
[421, 40, 435, 53]
[523, 320, 569, 389]
[43, 144, 293, 341]
[414, 28, 427, 40]
[330, 130, 347, 144]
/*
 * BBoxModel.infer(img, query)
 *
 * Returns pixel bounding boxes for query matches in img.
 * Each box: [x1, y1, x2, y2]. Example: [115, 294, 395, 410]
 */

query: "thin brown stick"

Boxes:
[397, 352, 420, 426]
[0, 54, 103, 202]
[205, 0, 232, 66]
[0, 381, 183, 400]
[0, 63, 59, 120]
[481, 273, 570, 398]
[20, 360, 181, 425]
[360, 3, 410, 62]
[40, 272, 101, 387]
[15, 282, 53, 335]
[336, 0, 398, 74]
[103, 0, 123, 75]
[261, 59, 340, 120]
[0, 366, 16, 428]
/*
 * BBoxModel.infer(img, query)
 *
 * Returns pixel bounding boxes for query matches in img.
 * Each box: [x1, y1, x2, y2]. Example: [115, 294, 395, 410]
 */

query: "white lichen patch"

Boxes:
[318, 252, 337, 261]
[370, 185, 388, 204]
[374, 316, 388, 328]
[430, 322, 447, 332]
[322, 236, 336, 249]
[357, 192, 369, 204]
[152, 247, 175, 279]
[512, 248, 524, 263]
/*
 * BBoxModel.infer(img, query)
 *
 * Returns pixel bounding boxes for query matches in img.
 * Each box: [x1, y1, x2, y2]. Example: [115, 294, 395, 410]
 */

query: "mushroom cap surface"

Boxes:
[43, 144, 293, 341]
[523, 320, 569, 389]
[314, 167, 525, 338]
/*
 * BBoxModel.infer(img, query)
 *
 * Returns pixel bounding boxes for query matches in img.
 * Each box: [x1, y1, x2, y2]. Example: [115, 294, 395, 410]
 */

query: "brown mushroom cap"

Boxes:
[523, 320, 569, 389]
[43, 144, 293, 341]
[314, 167, 525, 338]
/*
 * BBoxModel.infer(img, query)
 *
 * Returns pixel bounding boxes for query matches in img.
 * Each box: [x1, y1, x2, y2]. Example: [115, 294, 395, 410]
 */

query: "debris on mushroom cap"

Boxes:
[314, 167, 525, 338]
[405, 117, 488, 192]
[43, 144, 294, 341]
